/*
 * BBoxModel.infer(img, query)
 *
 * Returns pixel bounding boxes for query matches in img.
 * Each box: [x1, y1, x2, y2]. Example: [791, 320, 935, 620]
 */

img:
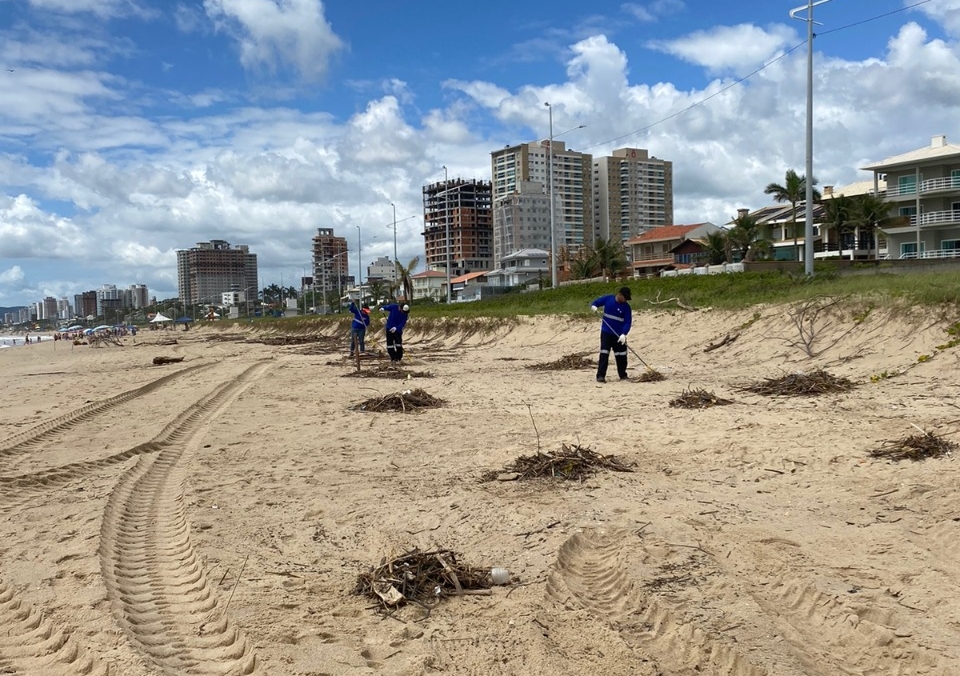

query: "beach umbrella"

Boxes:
[175, 316, 194, 323]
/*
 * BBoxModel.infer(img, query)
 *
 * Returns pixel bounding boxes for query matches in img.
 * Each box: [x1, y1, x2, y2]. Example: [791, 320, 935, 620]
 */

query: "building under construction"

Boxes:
[311, 228, 351, 300]
[422, 179, 493, 276]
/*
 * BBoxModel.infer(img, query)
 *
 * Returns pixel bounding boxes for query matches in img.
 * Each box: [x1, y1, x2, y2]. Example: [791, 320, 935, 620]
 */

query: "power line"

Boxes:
[581, 0, 938, 151]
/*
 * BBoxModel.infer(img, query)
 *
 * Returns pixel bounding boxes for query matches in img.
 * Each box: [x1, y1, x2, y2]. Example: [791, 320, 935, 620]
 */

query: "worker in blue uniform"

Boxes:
[590, 286, 632, 383]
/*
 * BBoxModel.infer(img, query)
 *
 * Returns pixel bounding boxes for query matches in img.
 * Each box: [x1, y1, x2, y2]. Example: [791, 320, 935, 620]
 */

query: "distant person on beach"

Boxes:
[348, 301, 371, 356]
[378, 302, 410, 363]
[590, 286, 633, 383]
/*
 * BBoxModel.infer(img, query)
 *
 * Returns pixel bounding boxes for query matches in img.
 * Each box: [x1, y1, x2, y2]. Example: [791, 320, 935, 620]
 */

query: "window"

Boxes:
[900, 241, 926, 257]
[898, 175, 917, 195]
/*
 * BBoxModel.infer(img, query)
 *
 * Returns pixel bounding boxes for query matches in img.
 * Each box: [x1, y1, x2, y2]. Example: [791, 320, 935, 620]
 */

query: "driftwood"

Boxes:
[152, 356, 185, 366]
[646, 289, 696, 311]
[704, 332, 740, 353]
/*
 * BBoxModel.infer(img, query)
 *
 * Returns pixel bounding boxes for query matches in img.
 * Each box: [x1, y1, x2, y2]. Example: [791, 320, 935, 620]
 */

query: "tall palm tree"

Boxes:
[850, 193, 903, 260]
[821, 194, 854, 259]
[394, 256, 420, 302]
[764, 169, 822, 262]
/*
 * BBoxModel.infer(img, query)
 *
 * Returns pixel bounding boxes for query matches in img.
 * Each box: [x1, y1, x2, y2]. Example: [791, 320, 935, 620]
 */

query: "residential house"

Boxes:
[410, 270, 447, 301]
[860, 134, 960, 260]
[487, 248, 550, 288]
[450, 270, 491, 302]
[625, 224, 719, 277]
[816, 181, 887, 259]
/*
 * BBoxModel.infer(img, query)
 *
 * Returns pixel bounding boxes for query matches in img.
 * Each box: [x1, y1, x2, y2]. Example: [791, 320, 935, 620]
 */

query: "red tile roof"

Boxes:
[411, 270, 447, 278]
[626, 224, 706, 244]
[450, 270, 489, 284]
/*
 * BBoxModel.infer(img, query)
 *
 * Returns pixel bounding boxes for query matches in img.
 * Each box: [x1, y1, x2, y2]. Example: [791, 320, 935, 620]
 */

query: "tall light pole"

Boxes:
[442, 165, 451, 304]
[791, 0, 830, 277]
[356, 224, 362, 301]
[544, 102, 585, 289]
[390, 202, 399, 298]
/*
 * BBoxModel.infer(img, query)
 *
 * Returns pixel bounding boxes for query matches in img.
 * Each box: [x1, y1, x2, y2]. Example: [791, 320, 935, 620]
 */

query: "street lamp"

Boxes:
[790, 0, 831, 277]
[544, 102, 585, 289]
[390, 202, 399, 297]
[356, 224, 362, 302]
[442, 165, 451, 304]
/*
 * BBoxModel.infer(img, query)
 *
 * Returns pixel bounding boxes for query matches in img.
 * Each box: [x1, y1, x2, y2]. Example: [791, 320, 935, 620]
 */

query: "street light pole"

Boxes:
[391, 202, 399, 298]
[791, 0, 830, 277]
[442, 165, 451, 304]
[545, 102, 556, 288]
[356, 224, 362, 302]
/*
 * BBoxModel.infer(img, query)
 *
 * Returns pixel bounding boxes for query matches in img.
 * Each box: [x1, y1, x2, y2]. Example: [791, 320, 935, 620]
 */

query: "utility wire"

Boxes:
[581, 0, 937, 150]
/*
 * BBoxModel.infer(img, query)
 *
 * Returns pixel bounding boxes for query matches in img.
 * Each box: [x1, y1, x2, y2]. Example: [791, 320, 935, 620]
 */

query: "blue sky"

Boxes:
[1, 0, 959, 307]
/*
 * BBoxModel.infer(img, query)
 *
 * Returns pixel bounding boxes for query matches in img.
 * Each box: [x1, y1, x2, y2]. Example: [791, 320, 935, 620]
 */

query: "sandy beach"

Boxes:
[1, 304, 958, 676]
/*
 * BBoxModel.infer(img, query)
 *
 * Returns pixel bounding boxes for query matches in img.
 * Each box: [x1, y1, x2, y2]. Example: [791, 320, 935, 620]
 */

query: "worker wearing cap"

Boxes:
[590, 286, 632, 383]
[348, 301, 371, 356]
[378, 302, 410, 362]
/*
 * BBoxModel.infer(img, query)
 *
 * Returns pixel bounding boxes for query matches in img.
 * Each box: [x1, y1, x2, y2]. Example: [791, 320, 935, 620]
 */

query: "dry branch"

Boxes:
[352, 388, 444, 413]
[739, 370, 855, 397]
[869, 430, 956, 462]
[526, 352, 594, 371]
[482, 442, 634, 482]
[704, 333, 739, 353]
[669, 388, 734, 409]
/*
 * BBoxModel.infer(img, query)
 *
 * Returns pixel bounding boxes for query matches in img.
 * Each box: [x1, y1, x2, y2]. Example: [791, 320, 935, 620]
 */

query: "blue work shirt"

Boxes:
[348, 302, 370, 331]
[591, 295, 632, 337]
[379, 304, 409, 332]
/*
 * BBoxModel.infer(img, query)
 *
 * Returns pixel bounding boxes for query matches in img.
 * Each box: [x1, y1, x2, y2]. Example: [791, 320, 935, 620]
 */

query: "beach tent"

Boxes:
[62, 324, 83, 331]
[174, 316, 194, 323]
[150, 312, 173, 323]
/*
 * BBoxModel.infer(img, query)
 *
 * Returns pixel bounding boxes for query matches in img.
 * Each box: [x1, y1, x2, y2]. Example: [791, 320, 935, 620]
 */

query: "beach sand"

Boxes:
[1, 304, 958, 675]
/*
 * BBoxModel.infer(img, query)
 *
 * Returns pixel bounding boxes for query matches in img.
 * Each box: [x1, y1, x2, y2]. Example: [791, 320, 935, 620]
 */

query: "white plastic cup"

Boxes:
[490, 567, 511, 585]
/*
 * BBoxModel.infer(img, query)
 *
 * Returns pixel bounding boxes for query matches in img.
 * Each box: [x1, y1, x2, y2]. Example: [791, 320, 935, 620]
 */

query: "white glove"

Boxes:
[389, 327, 396, 333]
[379, 307, 387, 313]
[591, 305, 599, 312]
[618, 334, 627, 345]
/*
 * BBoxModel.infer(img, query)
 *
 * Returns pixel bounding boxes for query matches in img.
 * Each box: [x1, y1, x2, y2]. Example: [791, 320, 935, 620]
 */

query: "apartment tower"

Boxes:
[311, 228, 350, 298]
[176, 240, 258, 305]
[421, 178, 493, 276]
[593, 148, 673, 244]
[490, 140, 593, 268]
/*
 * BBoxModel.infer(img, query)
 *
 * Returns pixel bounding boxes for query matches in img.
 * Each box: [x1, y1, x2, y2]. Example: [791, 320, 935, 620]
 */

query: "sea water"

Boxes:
[0, 335, 53, 349]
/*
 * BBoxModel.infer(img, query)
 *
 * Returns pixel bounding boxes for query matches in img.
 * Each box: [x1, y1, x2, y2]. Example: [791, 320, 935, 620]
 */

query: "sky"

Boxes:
[1, 0, 959, 307]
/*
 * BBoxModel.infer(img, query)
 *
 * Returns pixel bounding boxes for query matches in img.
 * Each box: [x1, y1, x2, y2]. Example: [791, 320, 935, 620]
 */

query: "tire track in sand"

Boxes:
[0, 363, 211, 461]
[98, 361, 270, 676]
[0, 577, 109, 676]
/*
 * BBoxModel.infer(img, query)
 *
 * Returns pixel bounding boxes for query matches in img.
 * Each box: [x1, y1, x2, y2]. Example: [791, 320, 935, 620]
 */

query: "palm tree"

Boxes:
[850, 193, 903, 260]
[699, 230, 729, 265]
[394, 256, 420, 302]
[764, 169, 822, 262]
[821, 194, 854, 259]
[592, 238, 628, 279]
[727, 212, 770, 262]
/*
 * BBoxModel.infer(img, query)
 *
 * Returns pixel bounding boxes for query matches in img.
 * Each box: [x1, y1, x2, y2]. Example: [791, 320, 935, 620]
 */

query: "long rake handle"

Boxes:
[600, 317, 653, 371]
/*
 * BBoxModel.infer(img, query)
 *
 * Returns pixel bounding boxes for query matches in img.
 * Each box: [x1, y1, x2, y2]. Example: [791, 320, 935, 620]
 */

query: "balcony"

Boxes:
[913, 210, 960, 227]
[920, 176, 960, 194]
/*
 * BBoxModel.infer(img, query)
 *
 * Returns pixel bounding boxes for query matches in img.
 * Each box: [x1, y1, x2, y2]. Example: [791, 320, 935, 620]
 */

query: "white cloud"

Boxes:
[914, 0, 960, 37]
[0, 265, 25, 284]
[648, 23, 797, 75]
[26, 0, 155, 20]
[203, 0, 345, 82]
[622, 0, 685, 22]
[0, 194, 87, 258]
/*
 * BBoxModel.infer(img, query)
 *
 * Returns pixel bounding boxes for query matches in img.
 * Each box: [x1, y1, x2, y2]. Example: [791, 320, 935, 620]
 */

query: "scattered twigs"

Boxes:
[355, 548, 496, 615]
[646, 289, 697, 311]
[669, 387, 734, 409]
[526, 353, 594, 371]
[704, 332, 740, 353]
[343, 363, 433, 379]
[869, 429, 956, 462]
[636, 369, 666, 382]
[352, 388, 444, 413]
[525, 402, 542, 453]
[739, 370, 855, 397]
[482, 442, 634, 482]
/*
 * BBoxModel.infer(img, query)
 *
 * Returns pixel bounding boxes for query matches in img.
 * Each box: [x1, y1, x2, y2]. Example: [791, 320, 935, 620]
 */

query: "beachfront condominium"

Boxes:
[421, 178, 493, 276]
[312, 228, 351, 299]
[490, 140, 593, 270]
[176, 240, 258, 306]
[492, 180, 551, 265]
[593, 148, 674, 244]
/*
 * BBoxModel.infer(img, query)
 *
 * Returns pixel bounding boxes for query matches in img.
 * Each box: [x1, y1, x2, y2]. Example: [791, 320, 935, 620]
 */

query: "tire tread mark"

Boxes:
[98, 361, 270, 675]
[0, 363, 211, 459]
[548, 529, 768, 676]
[0, 577, 110, 675]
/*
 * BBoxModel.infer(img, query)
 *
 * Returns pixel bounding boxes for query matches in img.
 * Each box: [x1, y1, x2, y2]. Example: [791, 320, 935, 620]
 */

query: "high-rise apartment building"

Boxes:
[311, 228, 350, 298]
[74, 291, 97, 320]
[128, 284, 149, 309]
[491, 140, 593, 268]
[422, 178, 493, 275]
[176, 240, 258, 305]
[593, 148, 673, 244]
[492, 180, 551, 264]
